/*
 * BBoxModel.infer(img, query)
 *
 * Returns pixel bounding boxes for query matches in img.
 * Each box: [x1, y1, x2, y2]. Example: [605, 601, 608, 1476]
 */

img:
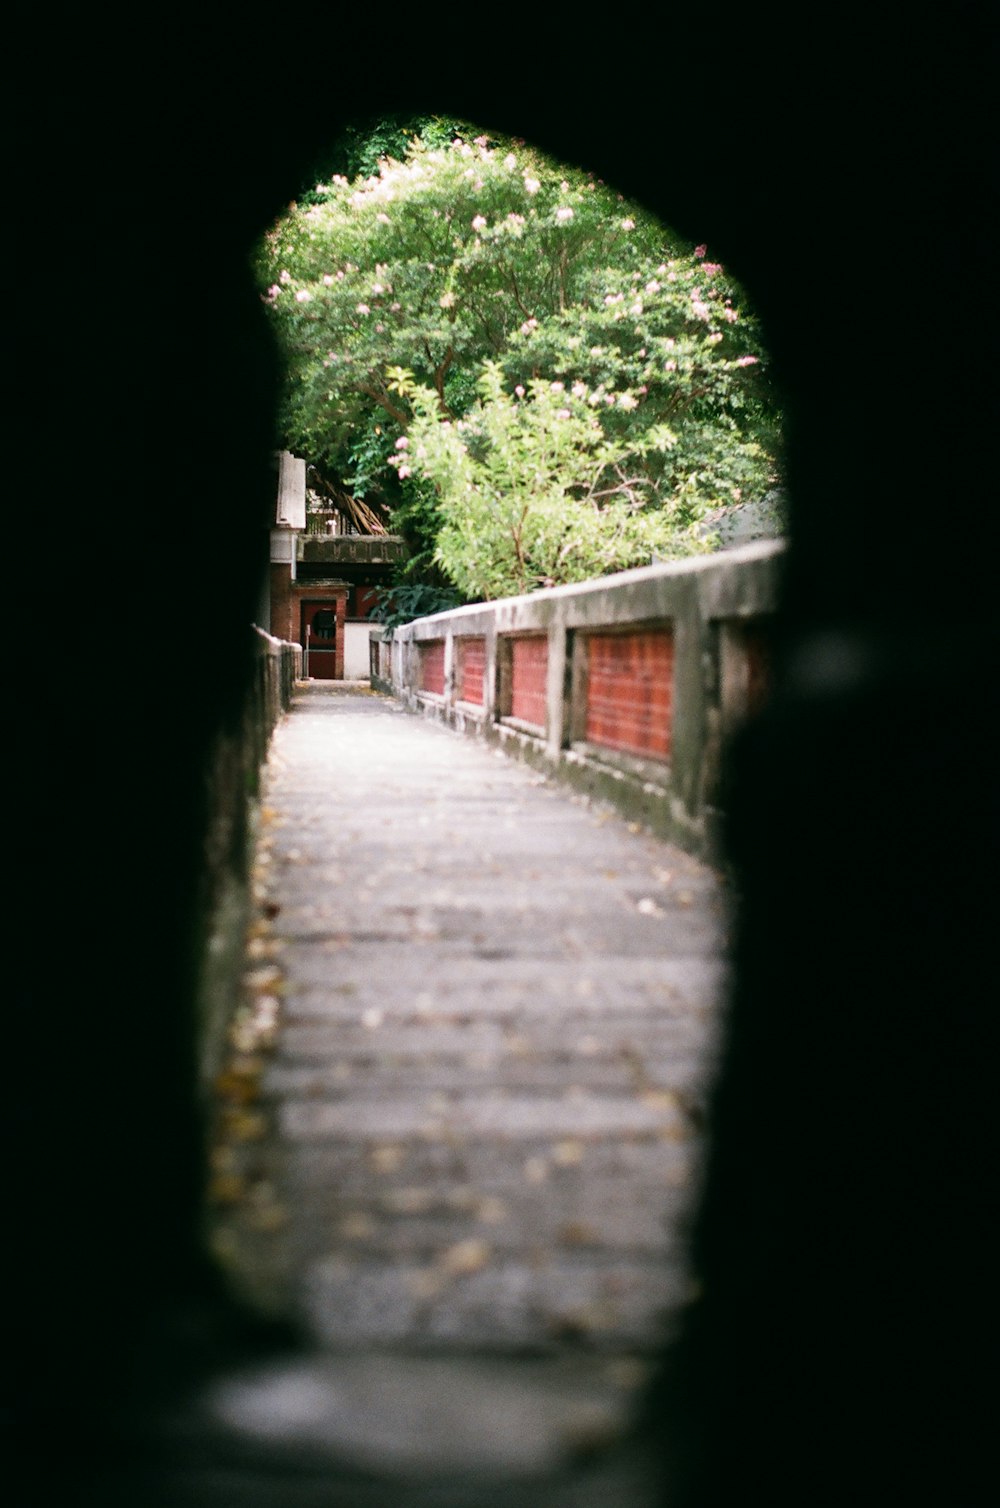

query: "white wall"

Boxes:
[344, 621, 372, 679]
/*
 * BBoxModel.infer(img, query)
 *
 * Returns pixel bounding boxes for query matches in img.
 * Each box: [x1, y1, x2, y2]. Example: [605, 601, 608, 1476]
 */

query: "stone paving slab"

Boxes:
[263, 1055, 705, 1097]
[276, 1135, 697, 1195]
[207, 683, 727, 1484]
[301, 1257, 690, 1350]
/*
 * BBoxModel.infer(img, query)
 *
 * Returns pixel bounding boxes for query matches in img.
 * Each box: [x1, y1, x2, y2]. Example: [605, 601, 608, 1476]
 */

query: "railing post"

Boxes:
[545, 624, 567, 757]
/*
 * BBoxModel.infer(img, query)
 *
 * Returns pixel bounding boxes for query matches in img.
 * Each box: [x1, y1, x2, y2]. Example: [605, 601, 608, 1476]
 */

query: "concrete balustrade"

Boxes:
[198, 627, 302, 1087]
[371, 540, 784, 857]
[250, 624, 303, 762]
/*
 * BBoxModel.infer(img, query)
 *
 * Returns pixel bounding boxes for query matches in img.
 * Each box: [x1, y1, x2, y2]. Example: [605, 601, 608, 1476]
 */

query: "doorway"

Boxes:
[301, 600, 338, 679]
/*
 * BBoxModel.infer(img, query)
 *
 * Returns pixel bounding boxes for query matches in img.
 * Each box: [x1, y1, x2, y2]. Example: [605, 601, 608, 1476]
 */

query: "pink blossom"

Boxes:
[515, 385, 525, 398]
[524, 176, 540, 194]
[397, 464, 412, 479]
[504, 153, 517, 170]
[356, 303, 370, 315]
[550, 381, 565, 392]
[560, 180, 569, 192]
[735, 355, 759, 366]
[295, 289, 311, 303]
[618, 393, 638, 410]
[396, 436, 409, 449]
[471, 214, 487, 231]
[702, 262, 722, 277]
[474, 135, 489, 147]
[664, 360, 677, 371]
[390, 302, 401, 312]
[691, 299, 710, 320]
[372, 283, 384, 294]
[555, 408, 571, 420]
[645, 280, 660, 294]
[279, 270, 291, 284]
[266, 284, 280, 300]
[376, 213, 390, 224]
[555, 206, 574, 221]
[571, 381, 587, 398]
[693, 244, 707, 258]
[322, 274, 334, 286]
[723, 307, 738, 323]
[621, 218, 635, 231]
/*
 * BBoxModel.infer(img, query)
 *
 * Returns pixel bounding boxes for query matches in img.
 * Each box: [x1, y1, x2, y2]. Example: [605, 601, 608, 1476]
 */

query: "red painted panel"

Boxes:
[585, 630, 673, 759]
[510, 637, 548, 727]
[458, 638, 486, 705]
[353, 586, 380, 620]
[419, 640, 446, 695]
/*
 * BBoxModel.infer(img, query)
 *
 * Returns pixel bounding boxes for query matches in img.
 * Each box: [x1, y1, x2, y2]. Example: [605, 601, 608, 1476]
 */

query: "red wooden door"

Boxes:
[301, 601, 338, 679]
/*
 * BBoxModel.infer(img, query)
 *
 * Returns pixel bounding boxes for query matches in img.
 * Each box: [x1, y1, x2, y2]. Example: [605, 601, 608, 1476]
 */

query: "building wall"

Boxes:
[343, 622, 372, 679]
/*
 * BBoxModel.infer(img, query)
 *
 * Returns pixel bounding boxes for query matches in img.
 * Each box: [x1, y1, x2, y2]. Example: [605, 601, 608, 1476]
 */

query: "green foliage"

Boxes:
[257, 126, 782, 599]
[325, 114, 483, 184]
[390, 365, 713, 598]
[369, 580, 463, 632]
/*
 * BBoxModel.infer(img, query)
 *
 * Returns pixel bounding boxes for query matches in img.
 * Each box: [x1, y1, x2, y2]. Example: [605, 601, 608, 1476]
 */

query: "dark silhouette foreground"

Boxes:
[12, 21, 992, 1505]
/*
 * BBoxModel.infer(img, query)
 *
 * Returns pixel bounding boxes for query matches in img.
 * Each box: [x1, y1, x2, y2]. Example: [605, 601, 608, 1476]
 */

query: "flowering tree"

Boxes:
[258, 127, 781, 597]
[389, 364, 711, 598]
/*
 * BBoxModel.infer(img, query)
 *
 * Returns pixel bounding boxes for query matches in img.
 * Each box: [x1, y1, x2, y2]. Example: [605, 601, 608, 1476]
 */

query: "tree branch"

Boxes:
[434, 345, 455, 416]
[356, 381, 410, 428]
[507, 265, 534, 321]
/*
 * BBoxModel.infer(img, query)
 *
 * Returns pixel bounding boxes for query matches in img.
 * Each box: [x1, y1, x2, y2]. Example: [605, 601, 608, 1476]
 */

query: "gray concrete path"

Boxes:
[207, 682, 729, 1496]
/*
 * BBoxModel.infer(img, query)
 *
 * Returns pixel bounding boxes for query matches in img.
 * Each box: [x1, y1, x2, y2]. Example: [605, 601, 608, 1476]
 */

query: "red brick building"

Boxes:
[265, 452, 406, 678]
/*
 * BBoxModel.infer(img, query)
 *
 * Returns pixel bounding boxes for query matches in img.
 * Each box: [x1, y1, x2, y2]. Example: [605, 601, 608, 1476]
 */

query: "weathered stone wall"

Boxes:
[372, 541, 783, 858]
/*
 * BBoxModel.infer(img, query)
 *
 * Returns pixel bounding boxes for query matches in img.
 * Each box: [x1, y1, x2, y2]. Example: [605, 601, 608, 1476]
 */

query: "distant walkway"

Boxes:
[208, 682, 728, 1490]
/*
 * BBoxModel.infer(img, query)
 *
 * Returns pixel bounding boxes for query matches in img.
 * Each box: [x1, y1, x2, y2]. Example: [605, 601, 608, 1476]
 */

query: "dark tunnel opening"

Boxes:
[11, 23, 993, 1504]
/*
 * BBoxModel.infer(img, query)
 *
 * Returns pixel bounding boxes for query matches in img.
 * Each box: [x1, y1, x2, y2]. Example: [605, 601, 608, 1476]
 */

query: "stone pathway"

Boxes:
[207, 682, 729, 1497]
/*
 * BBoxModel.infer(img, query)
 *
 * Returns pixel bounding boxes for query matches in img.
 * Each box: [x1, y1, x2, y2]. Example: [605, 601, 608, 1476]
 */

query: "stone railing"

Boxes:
[197, 627, 301, 1088]
[248, 625, 302, 767]
[371, 541, 783, 858]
